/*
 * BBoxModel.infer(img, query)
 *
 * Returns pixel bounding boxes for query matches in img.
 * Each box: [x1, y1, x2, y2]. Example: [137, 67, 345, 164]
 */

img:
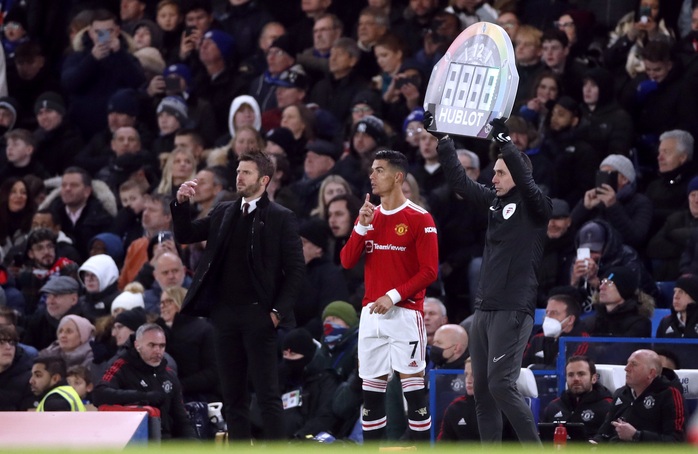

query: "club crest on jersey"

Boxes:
[581, 409, 594, 421]
[502, 203, 516, 219]
[395, 223, 408, 236]
[643, 395, 655, 409]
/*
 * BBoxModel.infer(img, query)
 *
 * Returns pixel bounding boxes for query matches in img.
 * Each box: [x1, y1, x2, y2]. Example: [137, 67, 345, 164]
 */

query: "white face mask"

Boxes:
[542, 316, 568, 337]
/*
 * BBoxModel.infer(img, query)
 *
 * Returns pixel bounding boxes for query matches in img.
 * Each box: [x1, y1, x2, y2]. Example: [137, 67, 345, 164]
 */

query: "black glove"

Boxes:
[423, 111, 447, 139]
[489, 117, 511, 144]
[143, 390, 167, 406]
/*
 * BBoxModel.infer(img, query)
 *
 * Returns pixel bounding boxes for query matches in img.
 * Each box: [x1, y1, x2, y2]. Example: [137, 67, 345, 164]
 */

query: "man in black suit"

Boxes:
[171, 150, 305, 441]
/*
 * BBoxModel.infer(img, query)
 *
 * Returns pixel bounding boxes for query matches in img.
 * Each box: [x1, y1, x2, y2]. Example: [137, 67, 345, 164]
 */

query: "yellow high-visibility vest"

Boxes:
[36, 385, 86, 412]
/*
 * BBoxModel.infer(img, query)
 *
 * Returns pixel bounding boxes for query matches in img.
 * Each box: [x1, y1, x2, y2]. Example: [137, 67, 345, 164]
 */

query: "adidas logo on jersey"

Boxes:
[615, 398, 623, 406]
[408, 361, 418, 367]
[554, 411, 563, 418]
[458, 418, 467, 426]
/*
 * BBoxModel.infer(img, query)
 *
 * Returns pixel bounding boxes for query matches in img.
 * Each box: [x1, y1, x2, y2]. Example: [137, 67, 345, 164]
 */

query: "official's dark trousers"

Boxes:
[469, 309, 540, 444]
[211, 302, 284, 440]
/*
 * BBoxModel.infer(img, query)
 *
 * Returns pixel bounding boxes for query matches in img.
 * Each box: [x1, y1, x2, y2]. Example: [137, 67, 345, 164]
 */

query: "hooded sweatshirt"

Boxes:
[227, 94, 261, 138]
[78, 254, 120, 318]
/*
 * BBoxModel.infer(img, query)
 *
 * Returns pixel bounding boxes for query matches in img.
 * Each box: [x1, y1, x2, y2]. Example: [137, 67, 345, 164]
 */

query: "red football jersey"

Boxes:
[340, 200, 439, 313]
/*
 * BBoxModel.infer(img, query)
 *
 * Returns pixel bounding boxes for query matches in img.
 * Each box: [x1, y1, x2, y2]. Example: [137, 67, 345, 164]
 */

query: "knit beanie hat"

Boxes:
[111, 290, 145, 315]
[600, 154, 635, 183]
[687, 176, 698, 195]
[306, 139, 341, 161]
[114, 307, 147, 332]
[283, 328, 317, 358]
[0, 96, 18, 125]
[108, 88, 140, 117]
[354, 115, 387, 145]
[88, 233, 125, 265]
[270, 34, 295, 57]
[203, 29, 235, 61]
[352, 89, 382, 116]
[4, 6, 28, 30]
[275, 66, 308, 90]
[554, 95, 580, 117]
[34, 92, 66, 116]
[603, 266, 639, 300]
[321, 301, 359, 327]
[402, 107, 425, 134]
[58, 315, 95, 343]
[265, 127, 294, 154]
[163, 63, 193, 89]
[299, 218, 330, 251]
[675, 275, 698, 303]
[157, 96, 188, 124]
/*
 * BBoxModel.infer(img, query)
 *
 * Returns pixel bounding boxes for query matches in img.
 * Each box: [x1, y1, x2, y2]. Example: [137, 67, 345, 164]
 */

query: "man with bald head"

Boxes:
[143, 251, 191, 314]
[431, 324, 468, 370]
[592, 349, 685, 443]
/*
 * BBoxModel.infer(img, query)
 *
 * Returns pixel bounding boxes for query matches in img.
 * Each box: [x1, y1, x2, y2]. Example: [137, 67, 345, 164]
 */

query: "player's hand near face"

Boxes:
[370, 295, 394, 314]
[359, 193, 375, 226]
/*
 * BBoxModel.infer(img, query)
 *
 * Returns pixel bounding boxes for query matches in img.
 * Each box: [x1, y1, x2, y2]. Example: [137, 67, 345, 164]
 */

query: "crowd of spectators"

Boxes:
[0, 0, 698, 443]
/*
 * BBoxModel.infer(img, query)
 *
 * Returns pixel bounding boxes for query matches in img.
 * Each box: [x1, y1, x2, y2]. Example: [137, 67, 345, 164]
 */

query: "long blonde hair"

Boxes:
[403, 173, 428, 210]
[157, 148, 197, 195]
[161, 286, 187, 309]
[310, 175, 353, 219]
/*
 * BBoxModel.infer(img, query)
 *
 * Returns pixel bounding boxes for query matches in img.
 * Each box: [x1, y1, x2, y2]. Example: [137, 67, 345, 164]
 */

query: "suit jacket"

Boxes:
[170, 193, 304, 327]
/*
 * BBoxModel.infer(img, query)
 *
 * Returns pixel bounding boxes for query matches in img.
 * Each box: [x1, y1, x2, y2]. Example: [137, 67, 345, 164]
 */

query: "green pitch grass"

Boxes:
[5, 441, 698, 453]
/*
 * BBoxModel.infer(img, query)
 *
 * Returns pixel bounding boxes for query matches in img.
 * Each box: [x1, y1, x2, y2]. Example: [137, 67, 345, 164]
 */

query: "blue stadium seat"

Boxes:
[534, 308, 546, 326]
[652, 308, 671, 337]
[655, 281, 675, 308]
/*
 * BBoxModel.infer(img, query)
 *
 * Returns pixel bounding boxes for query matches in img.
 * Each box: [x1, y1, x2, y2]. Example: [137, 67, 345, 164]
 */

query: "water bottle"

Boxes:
[554, 423, 567, 449]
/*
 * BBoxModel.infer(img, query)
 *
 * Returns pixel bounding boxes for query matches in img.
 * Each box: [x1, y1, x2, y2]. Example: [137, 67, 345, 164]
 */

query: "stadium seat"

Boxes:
[517, 368, 538, 398]
[534, 309, 546, 327]
[675, 369, 698, 417]
[595, 364, 626, 392]
[675, 369, 698, 398]
[518, 368, 540, 424]
[655, 281, 675, 308]
[652, 308, 672, 337]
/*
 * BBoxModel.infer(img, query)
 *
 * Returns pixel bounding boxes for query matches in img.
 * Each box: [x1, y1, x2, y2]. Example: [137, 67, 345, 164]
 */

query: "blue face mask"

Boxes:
[323, 322, 348, 349]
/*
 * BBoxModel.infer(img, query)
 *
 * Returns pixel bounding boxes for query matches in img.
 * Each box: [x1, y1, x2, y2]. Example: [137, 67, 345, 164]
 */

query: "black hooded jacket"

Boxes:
[577, 67, 634, 157]
[0, 346, 34, 410]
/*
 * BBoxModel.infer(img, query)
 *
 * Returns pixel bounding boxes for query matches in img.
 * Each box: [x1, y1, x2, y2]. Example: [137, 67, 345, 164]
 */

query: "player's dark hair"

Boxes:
[566, 355, 596, 376]
[375, 149, 408, 176]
